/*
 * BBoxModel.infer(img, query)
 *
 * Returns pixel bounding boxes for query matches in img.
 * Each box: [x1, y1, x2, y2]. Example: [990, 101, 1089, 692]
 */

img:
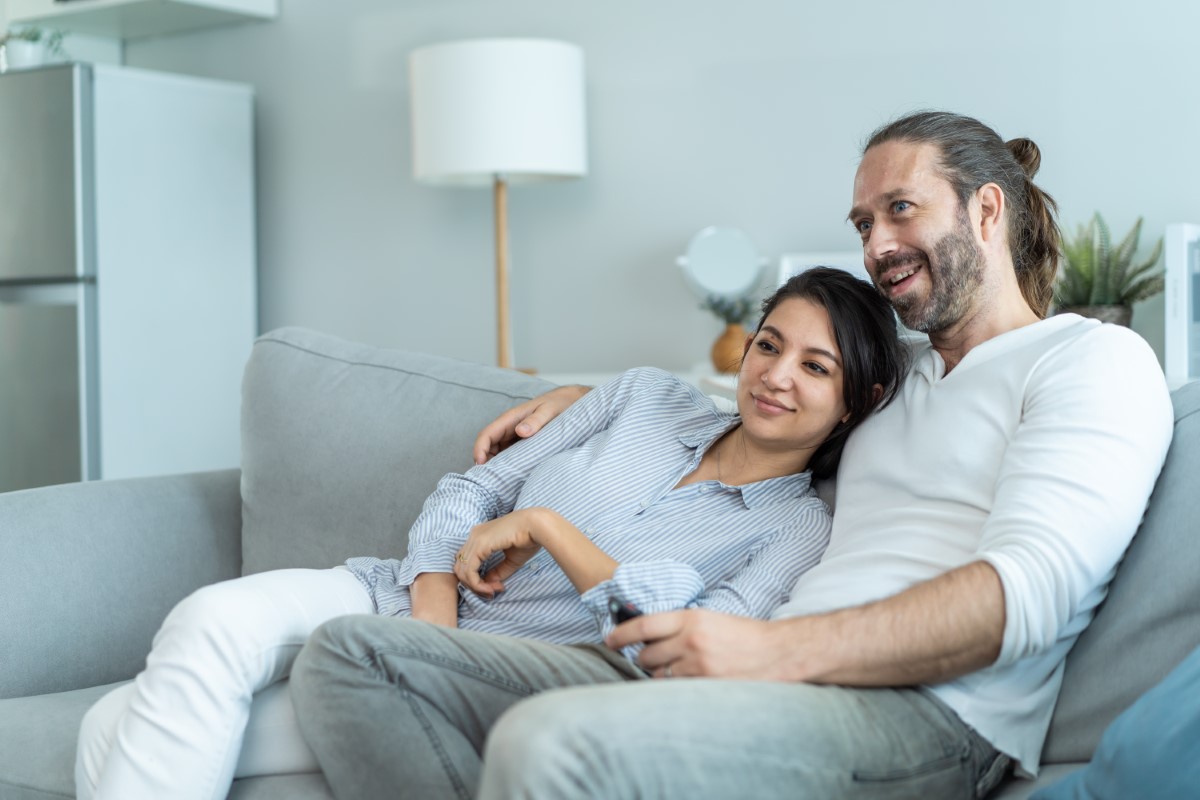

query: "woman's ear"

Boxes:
[742, 334, 754, 357]
[872, 383, 884, 404]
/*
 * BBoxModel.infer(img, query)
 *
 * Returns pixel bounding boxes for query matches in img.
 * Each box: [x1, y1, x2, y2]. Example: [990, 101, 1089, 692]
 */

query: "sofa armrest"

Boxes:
[0, 469, 243, 699]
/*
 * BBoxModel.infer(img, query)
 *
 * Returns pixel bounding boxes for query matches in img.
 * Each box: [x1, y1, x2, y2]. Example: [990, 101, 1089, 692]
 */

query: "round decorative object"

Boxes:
[711, 323, 747, 374]
[678, 227, 763, 301]
[1057, 305, 1133, 327]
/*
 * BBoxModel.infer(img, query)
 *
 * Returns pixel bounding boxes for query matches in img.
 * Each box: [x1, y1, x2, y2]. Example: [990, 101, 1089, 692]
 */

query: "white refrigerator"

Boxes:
[0, 63, 257, 493]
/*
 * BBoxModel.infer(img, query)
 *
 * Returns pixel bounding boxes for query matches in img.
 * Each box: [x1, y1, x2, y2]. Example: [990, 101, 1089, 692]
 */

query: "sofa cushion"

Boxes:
[1031, 642, 1200, 799]
[1041, 380, 1200, 762]
[0, 682, 121, 800]
[239, 328, 554, 574]
[0, 681, 334, 800]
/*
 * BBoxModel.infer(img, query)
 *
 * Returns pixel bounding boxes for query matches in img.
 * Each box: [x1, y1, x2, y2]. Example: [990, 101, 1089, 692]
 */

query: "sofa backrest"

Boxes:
[1042, 380, 1200, 763]
[239, 327, 553, 574]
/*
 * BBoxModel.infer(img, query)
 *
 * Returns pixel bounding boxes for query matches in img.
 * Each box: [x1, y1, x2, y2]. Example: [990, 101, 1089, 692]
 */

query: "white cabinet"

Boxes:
[7, 0, 276, 40]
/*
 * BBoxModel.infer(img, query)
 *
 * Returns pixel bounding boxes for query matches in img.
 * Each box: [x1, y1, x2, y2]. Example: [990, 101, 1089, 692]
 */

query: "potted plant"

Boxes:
[0, 27, 65, 71]
[1054, 212, 1164, 326]
[702, 295, 757, 374]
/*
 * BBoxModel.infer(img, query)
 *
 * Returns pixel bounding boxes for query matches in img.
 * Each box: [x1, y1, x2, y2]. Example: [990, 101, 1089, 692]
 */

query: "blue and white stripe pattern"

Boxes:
[346, 368, 831, 649]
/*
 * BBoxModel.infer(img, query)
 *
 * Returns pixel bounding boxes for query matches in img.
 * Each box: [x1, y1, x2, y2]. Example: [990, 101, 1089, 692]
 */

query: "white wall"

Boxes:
[121, 0, 1199, 371]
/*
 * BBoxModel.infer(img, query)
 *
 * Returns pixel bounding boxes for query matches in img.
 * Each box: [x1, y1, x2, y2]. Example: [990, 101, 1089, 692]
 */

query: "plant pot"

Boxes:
[710, 323, 747, 374]
[1, 40, 49, 71]
[1057, 305, 1133, 327]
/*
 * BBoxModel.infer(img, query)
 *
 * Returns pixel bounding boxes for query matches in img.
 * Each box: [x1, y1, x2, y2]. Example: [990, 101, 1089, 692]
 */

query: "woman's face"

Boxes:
[737, 297, 850, 456]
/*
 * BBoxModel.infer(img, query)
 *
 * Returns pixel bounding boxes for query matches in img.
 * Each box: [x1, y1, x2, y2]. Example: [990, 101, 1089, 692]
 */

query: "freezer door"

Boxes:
[0, 65, 84, 281]
[0, 283, 97, 492]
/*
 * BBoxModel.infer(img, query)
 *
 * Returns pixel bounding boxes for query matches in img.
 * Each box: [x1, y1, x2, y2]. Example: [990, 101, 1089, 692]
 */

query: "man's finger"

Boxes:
[605, 611, 684, 649]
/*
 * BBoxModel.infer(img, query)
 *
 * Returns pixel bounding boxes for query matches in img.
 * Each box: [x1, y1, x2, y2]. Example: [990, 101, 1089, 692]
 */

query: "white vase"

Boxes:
[1, 40, 49, 71]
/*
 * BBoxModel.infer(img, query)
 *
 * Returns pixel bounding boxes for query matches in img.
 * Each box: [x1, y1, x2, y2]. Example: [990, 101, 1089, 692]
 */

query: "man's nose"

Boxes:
[864, 219, 899, 263]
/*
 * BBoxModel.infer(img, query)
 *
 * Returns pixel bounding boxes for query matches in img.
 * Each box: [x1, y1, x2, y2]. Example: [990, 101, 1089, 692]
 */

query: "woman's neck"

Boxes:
[706, 426, 812, 486]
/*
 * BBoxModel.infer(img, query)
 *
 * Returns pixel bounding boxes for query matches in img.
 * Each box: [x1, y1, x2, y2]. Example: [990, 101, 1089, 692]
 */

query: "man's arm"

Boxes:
[610, 559, 1004, 685]
[473, 385, 591, 464]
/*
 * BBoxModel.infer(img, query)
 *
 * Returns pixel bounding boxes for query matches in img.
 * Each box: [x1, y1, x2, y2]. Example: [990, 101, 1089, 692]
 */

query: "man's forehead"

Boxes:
[851, 141, 947, 208]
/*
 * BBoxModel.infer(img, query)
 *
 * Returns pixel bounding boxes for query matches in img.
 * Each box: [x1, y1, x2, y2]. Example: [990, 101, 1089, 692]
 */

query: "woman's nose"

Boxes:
[763, 361, 796, 390]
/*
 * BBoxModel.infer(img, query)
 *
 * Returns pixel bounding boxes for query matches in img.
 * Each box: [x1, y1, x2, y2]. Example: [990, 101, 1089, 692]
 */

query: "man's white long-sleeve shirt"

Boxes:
[771, 313, 1174, 776]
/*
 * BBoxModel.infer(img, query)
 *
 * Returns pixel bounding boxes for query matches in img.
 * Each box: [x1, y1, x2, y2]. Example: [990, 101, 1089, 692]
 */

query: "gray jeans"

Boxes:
[289, 616, 1010, 800]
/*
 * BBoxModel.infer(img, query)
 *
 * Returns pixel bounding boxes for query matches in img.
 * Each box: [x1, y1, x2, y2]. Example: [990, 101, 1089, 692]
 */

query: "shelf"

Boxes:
[7, 0, 277, 41]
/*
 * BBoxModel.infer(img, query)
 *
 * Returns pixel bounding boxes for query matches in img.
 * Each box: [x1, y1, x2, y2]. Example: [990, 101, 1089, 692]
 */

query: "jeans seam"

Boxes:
[372, 644, 545, 695]
[393, 666, 471, 800]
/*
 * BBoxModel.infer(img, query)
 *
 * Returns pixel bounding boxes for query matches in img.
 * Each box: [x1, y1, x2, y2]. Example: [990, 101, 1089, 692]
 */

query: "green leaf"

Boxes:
[1123, 274, 1165, 305]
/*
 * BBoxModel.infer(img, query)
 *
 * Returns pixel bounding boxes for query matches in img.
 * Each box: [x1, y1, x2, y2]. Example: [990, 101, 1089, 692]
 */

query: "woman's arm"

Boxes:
[409, 572, 459, 627]
[472, 385, 592, 464]
[401, 373, 644, 594]
[453, 508, 617, 596]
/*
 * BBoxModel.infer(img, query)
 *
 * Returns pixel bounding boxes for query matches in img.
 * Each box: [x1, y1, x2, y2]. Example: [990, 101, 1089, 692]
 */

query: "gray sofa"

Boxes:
[1, 326, 1197, 799]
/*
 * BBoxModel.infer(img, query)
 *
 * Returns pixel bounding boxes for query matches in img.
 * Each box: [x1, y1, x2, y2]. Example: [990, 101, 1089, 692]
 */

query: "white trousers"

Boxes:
[75, 567, 375, 800]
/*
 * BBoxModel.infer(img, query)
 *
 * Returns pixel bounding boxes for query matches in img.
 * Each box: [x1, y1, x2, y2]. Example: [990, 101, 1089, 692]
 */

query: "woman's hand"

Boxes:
[472, 385, 592, 464]
[454, 509, 548, 596]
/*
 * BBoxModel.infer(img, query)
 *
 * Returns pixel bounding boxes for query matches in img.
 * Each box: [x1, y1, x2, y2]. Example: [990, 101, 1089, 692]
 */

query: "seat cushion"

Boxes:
[239, 328, 554, 574]
[1042, 381, 1200, 762]
[0, 682, 334, 800]
[0, 682, 123, 800]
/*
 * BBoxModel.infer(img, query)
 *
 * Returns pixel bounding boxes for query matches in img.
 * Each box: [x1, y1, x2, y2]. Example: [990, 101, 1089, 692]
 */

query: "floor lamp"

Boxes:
[409, 38, 588, 369]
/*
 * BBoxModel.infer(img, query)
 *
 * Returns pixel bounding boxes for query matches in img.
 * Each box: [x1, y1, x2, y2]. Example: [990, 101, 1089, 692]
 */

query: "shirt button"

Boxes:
[639, 501, 649, 509]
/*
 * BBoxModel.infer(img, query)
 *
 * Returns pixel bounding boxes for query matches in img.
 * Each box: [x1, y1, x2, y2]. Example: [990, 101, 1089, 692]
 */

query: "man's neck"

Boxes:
[927, 284, 1041, 374]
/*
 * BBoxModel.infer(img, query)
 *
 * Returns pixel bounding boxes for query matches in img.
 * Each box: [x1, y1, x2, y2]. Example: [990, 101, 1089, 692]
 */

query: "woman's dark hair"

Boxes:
[863, 110, 1061, 317]
[753, 267, 908, 480]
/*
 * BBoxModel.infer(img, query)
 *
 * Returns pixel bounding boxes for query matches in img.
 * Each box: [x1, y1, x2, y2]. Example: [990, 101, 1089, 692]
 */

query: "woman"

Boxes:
[76, 268, 906, 800]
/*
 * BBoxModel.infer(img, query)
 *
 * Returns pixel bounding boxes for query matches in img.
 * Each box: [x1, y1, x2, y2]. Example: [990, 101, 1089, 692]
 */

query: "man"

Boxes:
[290, 112, 1173, 798]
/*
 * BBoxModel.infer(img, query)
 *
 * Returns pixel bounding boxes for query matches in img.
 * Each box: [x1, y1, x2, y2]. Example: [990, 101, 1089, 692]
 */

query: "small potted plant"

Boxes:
[1054, 212, 1164, 326]
[702, 294, 757, 374]
[0, 27, 66, 71]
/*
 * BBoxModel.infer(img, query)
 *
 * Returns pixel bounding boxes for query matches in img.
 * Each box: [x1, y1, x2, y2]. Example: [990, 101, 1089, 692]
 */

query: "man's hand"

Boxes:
[454, 510, 546, 596]
[472, 385, 592, 464]
[607, 609, 790, 680]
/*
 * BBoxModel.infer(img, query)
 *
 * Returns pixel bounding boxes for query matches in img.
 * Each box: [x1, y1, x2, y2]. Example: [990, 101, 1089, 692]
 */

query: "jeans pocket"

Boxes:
[851, 745, 969, 783]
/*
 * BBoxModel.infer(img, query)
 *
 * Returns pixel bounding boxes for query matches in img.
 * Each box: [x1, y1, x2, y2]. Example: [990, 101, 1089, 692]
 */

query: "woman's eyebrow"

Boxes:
[761, 324, 841, 367]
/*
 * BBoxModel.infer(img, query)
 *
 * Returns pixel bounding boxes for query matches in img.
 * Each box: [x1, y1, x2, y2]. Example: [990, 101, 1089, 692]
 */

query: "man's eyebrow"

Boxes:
[760, 324, 842, 367]
[847, 189, 912, 223]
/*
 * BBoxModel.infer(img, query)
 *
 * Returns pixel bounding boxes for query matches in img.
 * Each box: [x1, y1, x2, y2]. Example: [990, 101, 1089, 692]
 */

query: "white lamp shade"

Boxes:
[409, 38, 587, 186]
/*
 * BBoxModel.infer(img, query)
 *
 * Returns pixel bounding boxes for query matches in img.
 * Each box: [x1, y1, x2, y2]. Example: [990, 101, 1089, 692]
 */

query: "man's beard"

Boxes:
[875, 211, 986, 334]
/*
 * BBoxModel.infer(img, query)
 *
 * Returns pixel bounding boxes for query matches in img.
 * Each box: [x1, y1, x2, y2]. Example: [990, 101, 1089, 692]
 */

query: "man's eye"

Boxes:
[893, 200, 911, 213]
[855, 219, 872, 234]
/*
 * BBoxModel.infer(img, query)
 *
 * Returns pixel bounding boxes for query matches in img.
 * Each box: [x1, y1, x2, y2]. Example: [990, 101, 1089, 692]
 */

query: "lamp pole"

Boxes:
[493, 174, 511, 369]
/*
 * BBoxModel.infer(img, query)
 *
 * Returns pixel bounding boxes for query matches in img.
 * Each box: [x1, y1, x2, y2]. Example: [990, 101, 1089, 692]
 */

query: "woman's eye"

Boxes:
[756, 340, 777, 353]
[806, 362, 829, 375]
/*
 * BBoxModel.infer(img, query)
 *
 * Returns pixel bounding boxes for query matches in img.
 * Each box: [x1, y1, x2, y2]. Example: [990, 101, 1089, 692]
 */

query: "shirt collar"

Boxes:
[678, 414, 815, 509]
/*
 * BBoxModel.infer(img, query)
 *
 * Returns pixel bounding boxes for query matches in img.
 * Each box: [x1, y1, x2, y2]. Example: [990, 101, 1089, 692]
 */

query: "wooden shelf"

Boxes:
[7, 0, 277, 41]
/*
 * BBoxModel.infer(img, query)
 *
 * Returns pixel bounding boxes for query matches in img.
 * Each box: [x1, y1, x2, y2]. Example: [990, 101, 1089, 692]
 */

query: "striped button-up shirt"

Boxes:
[346, 367, 831, 649]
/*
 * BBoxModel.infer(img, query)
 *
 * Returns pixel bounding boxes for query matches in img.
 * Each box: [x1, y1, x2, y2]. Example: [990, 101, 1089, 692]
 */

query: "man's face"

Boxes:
[848, 141, 987, 334]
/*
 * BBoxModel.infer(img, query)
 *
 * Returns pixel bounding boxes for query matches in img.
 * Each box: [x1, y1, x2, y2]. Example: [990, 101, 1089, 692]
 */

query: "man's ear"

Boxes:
[976, 182, 1005, 243]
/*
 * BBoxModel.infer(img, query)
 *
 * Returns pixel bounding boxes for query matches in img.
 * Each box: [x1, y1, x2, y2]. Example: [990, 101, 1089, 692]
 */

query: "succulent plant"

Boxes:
[1055, 213, 1164, 308]
[700, 295, 757, 327]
